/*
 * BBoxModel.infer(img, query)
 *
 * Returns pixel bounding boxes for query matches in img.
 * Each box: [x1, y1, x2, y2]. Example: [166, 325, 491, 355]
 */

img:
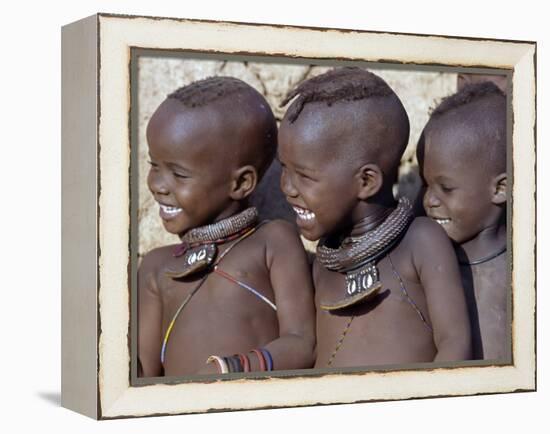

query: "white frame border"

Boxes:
[95, 14, 535, 419]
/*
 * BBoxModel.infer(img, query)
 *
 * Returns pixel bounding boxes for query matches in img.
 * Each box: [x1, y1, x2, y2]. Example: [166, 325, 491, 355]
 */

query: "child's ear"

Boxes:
[491, 172, 507, 205]
[230, 165, 258, 200]
[355, 163, 383, 200]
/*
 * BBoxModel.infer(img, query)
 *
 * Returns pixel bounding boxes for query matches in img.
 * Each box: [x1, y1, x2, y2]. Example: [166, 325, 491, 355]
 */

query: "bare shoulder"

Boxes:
[138, 245, 177, 276]
[405, 216, 451, 247]
[256, 219, 302, 249]
[257, 220, 309, 269]
[401, 217, 455, 265]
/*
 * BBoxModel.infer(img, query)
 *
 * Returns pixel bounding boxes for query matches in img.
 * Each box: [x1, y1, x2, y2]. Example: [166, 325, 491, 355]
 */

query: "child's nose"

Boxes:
[148, 170, 169, 195]
[280, 168, 298, 198]
[423, 187, 441, 208]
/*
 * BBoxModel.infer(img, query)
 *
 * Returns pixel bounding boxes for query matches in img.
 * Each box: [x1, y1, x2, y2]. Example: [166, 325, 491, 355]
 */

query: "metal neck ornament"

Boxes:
[166, 207, 258, 279]
[458, 244, 507, 266]
[316, 197, 414, 311]
[180, 207, 258, 245]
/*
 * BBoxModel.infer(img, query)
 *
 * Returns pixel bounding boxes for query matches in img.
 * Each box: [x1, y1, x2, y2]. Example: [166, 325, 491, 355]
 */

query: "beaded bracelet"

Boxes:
[208, 351, 269, 373]
[237, 353, 250, 372]
[259, 348, 274, 371]
[223, 356, 234, 373]
[206, 355, 229, 373]
[250, 349, 267, 371]
[225, 355, 243, 373]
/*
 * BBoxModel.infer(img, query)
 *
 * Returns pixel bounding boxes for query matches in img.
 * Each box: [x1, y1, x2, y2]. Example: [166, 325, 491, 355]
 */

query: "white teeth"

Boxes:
[160, 204, 182, 216]
[293, 206, 316, 221]
[434, 218, 451, 225]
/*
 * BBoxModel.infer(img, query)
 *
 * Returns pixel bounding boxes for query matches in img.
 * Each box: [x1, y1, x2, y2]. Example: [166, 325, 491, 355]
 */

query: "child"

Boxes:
[417, 82, 508, 360]
[278, 67, 471, 368]
[138, 76, 316, 377]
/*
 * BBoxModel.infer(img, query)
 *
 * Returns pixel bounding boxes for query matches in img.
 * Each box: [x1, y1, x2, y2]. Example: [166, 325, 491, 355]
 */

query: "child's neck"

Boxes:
[348, 199, 397, 239]
[458, 220, 506, 264]
[178, 201, 248, 240]
[213, 201, 247, 223]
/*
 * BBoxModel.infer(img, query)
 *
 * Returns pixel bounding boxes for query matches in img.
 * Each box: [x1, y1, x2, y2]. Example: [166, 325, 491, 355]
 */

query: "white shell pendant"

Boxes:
[345, 262, 379, 295]
[320, 261, 382, 311]
[165, 244, 217, 278]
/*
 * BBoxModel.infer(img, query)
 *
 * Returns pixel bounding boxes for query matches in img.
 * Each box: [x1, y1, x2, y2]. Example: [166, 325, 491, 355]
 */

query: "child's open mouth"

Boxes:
[292, 206, 316, 221]
[432, 217, 451, 226]
[159, 203, 183, 220]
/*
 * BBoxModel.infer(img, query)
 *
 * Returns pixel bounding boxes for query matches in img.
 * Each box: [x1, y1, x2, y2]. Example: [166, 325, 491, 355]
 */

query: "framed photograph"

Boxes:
[61, 13, 536, 419]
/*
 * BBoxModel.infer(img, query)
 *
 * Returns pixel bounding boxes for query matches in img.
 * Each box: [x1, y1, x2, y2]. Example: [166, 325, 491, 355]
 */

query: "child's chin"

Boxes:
[447, 231, 463, 245]
[301, 232, 321, 242]
[298, 226, 323, 242]
[161, 220, 185, 236]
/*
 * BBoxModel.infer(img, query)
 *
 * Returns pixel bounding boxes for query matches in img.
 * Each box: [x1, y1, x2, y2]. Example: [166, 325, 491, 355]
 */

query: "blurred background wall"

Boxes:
[136, 55, 457, 257]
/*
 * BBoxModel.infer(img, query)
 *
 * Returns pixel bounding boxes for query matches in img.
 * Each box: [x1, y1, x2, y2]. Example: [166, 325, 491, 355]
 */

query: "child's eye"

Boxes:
[147, 160, 159, 169]
[440, 185, 455, 193]
[173, 172, 189, 179]
[297, 171, 313, 182]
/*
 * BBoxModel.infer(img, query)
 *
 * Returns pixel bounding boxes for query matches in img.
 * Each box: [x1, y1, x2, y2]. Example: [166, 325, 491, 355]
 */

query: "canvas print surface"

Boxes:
[133, 52, 510, 382]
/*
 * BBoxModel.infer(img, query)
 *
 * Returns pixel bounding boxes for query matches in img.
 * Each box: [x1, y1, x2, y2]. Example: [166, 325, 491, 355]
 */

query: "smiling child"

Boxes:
[138, 76, 315, 377]
[278, 67, 471, 368]
[418, 82, 508, 360]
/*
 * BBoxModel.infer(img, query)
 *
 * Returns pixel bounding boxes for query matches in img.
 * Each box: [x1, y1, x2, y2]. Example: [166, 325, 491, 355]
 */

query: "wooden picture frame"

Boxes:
[61, 13, 536, 419]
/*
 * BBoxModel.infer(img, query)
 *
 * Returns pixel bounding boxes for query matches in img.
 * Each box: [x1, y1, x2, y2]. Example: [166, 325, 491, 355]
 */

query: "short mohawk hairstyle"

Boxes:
[281, 67, 394, 123]
[168, 76, 253, 108]
[431, 81, 505, 118]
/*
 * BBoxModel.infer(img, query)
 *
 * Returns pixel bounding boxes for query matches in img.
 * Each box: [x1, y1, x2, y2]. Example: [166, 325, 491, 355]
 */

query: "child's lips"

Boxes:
[431, 216, 452, 226]
[158, 203, 183, 220]
[292, 205, 316, 222]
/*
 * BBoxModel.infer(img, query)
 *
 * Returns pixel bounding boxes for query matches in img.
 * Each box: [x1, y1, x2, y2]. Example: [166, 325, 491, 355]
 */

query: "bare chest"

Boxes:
[314, 254, 435, 367]
[159, 253, 277, 329]
[158, 246, 279, 375]
[460, 253, 509, 359]
[464, 253, 508, 308]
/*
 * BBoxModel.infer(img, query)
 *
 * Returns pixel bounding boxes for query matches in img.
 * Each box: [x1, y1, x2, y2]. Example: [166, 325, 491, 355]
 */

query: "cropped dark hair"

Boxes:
[419, 81, 507, 176]
[168, 76, 253, 108]
[281, 67, 394, 123]
[431, 81, 505, 117]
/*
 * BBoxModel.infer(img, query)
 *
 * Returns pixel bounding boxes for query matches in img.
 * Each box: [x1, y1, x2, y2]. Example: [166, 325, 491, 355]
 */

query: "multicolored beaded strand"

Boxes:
[160, 274, 208, 364]
[160, 226, 258, 365]
[388, 254, 432, 331]
[213, 267, 277, 311]
[327, 316, 355, 367]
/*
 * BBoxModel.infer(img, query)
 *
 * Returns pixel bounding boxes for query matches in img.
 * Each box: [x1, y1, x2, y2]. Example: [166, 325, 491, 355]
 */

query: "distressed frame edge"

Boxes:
[92, 14, 536, 419]
[61, 13, 100, 420]
[95, 11, 537, 46]
[510, 43, 537, 390]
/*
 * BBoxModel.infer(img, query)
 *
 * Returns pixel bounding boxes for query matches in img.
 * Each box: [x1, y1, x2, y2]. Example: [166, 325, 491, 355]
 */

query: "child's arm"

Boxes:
[137, 249, 165, 377]
[254, 220, 316, 370]
[411, 217, 472, 361]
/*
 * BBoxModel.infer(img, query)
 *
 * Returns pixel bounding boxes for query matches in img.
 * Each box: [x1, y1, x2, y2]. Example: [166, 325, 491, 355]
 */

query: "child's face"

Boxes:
[421, 127, 497, 245]
[278, 108, 360, 241]
[146, 100, 237, 236]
